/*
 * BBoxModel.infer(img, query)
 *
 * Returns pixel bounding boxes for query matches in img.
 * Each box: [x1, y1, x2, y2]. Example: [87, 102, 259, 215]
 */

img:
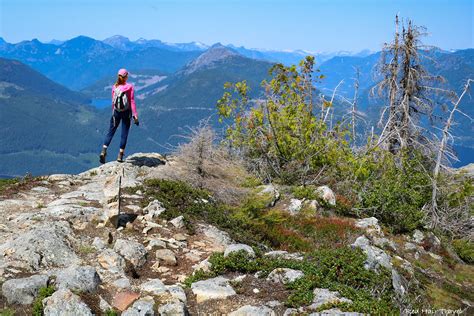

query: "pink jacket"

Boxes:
[111, 83, 137, 117]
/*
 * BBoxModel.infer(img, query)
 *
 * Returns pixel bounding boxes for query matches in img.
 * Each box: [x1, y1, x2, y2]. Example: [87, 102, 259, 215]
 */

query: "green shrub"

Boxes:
[452, 239, 474, 264]
[292, 185, 319, 200]
[32, 285, 55, 316]
[357, 151, 431, 233]
[189, 247, 397, 314]
[0, 308, 15, 316]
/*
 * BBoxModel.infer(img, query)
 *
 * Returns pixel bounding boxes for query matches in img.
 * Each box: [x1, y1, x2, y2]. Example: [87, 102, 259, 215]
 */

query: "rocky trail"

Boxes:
[0, 153, 472, 315]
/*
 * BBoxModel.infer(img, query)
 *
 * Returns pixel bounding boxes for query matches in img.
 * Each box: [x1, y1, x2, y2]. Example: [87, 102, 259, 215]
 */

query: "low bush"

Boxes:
[452, 239, 474, 264]
[32, 285, 55, 316]
[187, 248, 397, 314]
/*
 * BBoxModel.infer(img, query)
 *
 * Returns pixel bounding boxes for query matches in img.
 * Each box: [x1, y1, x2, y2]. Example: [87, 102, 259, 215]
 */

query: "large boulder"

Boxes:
[55, 265, 101, 293]
[43, 288, 93, 316]
[1, 274, 48, 305]
[191, 276, 236, 303]
[114, 239, 147, 268]
[0, 221, 79, 271]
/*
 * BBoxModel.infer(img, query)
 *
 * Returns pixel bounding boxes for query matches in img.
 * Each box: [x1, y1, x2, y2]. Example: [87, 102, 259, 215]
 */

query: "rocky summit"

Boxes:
[0, 153, 472, 315]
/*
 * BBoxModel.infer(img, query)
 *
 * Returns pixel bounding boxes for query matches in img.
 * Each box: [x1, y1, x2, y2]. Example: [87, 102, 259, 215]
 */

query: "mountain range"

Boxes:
[0, 36, 472, 176]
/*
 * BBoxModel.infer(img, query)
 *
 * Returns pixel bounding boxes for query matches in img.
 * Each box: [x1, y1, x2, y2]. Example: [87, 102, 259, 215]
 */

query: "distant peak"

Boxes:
[182, 44, 240, 75]
[104, 35, 130, 42]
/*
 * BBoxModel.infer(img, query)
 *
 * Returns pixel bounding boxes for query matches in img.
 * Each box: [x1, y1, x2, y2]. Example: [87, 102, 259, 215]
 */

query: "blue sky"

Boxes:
[1, 0, 472, 52]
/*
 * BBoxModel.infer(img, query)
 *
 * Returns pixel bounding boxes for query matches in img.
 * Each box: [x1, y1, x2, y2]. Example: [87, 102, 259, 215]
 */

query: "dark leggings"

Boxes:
[103, 110, 131, 149]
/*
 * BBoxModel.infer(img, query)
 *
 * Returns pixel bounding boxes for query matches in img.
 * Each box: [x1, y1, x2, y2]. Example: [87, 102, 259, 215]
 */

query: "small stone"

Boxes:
[192, 258, 212, 274]
[310, 288, 352, 309]
[173, 233, 187, 241]
[257, 184, 280, 207]
[267, 268, 304, 284]
[92, 237, 106, 250]
[156, 249, 177, 266]
[355, 217, 381, 234]
[113, 277, 131, 289]
[140, 278, 168, 297]
[98, 249, 126, 273]
[224, 244, 255, 258]
[114, 239, 147, 268]
[147, 239, 167, 250]
[229, 305, 276, 316]
[156, 266, 170, 273]
[412, 230, 425, 244]
[122, 298, 155, 316]
[99, 295, 112, 312]
[170, 216, 185, 228]
[288, 199, 303, 214]
[253, 288, 260, 294]
[166, 284, 187, 303]
[315, 186, 336, 206]
[158, 301, 187, 316]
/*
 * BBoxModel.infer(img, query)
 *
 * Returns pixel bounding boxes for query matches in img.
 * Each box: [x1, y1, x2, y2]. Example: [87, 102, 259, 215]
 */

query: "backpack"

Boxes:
[113, 86, 130, 112]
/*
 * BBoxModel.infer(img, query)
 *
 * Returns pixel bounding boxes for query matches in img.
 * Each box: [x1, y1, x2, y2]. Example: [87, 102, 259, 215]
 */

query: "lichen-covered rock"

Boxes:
[229, 305, 276, 316]
[43, 288, 93, 316]
[98, 249, 126, 273]
[140, 278, 168, 297]
[192, 257, 212, 274]
[191, 276, 236, 303]
[166, 284, 187, 303]
[309, 288, 353, 310]
[315, 186, 336, 206]
[55, 265, 101, 293]
[143, 200, 166, 221]
[257, 184, 280, 207]
[267, 268, 304, 284]
[156, 249, 177, 266]
[264, 250, 303, 261]
[224, 243, 255, 258]
[0, 221, 79, 271]
[158, 301, 187, 316]
[288, 199, 303, 214]
[412, 229, 424, 244]
[122, 298, 155, 316]
[355, 217, 381, 234]
[351, 236, 392, 270]
[196, 224, 234, 252]
[1, 274, 48, 305]
[114, 239, 147, 268]
[170, 215, 185, 228]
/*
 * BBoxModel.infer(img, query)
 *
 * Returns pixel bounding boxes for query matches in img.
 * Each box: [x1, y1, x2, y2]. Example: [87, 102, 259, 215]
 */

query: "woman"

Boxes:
[99, 68, 139, 164]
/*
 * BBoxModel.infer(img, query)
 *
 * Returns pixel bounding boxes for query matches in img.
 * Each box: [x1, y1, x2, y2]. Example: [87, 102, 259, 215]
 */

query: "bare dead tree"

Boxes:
[373, 16, 449, 156]
[430, 79, 473, 228]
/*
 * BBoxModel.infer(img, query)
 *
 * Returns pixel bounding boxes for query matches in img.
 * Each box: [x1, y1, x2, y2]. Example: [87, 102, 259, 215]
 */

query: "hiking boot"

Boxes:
[99, 147, 107, 164]
[117, 151, 124, 163]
